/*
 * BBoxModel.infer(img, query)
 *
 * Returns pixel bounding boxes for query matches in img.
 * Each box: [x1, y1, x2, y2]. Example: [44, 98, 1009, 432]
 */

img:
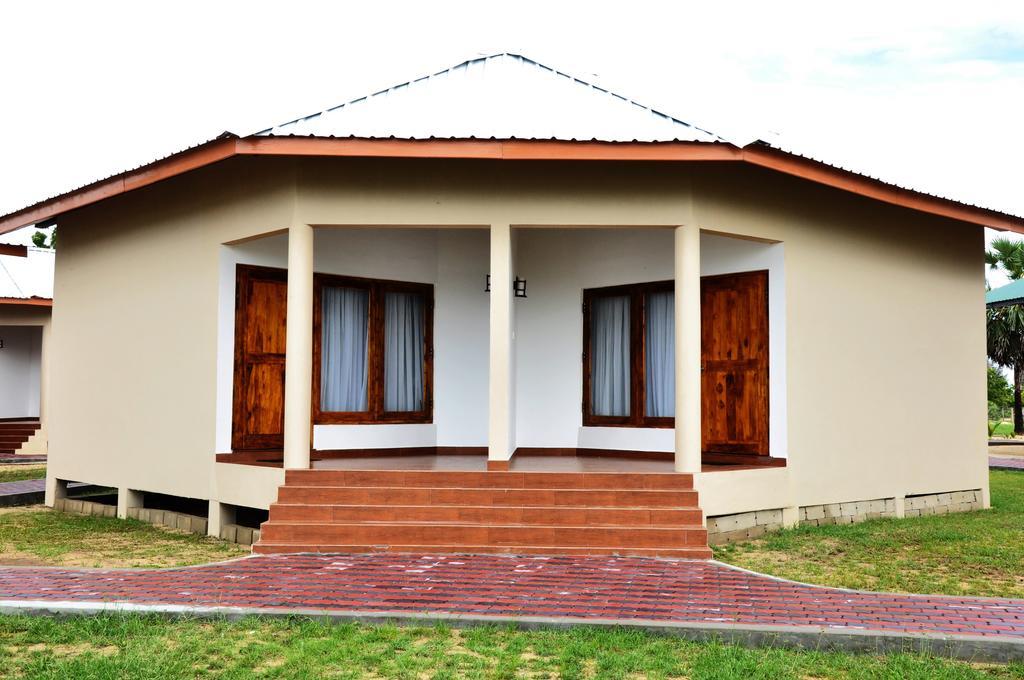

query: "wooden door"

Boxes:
[701, 271, 769, 456]
[232, 265, 288, 451]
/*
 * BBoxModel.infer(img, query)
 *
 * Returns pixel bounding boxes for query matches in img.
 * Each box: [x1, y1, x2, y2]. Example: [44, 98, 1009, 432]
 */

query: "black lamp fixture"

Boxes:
[484, 275, 528, 298]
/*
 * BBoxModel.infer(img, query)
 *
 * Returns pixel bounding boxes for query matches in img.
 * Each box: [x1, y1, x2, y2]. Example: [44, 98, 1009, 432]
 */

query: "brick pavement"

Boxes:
[990, 456, 1024, 471]
[0, 554, 1021, 641]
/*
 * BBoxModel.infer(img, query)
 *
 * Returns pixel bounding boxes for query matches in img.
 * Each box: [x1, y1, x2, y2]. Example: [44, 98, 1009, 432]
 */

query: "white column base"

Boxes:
[207, 500, 236, 539]
[117, 488, 144, 520]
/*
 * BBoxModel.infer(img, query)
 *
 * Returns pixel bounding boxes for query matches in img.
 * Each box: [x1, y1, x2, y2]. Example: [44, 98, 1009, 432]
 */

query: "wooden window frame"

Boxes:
[582, 280, 674, 429]
[313, 273, 434, 425]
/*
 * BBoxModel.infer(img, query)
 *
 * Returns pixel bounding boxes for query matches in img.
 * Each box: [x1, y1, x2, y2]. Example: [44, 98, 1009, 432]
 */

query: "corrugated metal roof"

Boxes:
[987, 279, 1024, 308]
[256, 53, 723, 143]
[746, 139, 1020, 221]
[0, 247, 54, 300]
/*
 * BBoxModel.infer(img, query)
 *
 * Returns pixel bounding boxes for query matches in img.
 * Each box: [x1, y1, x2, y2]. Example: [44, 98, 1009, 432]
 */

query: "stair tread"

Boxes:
[262, 521, 706, 530]
[270, 503, 702, 510]
[280, 485, 694, 493]
[252, 543, 713, 558]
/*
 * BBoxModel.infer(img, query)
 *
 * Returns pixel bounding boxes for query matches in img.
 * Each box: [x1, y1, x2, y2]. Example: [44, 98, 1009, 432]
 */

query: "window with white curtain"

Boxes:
[315, 275, 432, 423]
[589, 295, 631, 417]
[583, 281, 674, 427]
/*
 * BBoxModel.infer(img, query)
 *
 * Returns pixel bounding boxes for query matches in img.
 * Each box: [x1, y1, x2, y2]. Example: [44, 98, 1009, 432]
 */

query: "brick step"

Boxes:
[251, 542, 713, 559]
[277, 486, 697, 507]
[0, 450, 15, 455]
[285, 469, 694, 491]
[259, 521, 708, 548]
[0, 438, 31, 446]
[268, 503, 703, 526]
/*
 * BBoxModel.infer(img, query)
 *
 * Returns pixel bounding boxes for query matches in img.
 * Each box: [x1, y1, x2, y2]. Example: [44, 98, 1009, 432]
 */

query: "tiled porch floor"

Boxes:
[311, 454, 765, 473]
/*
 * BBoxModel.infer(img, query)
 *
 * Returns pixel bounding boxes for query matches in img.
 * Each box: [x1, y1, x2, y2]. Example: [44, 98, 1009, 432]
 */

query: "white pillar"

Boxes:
[207, 500, 236, 539]
[488, 223, 514, 464]
[117, 488, 144, 519]
[674, 224, 702, 473]
[283, 223, 314, 470]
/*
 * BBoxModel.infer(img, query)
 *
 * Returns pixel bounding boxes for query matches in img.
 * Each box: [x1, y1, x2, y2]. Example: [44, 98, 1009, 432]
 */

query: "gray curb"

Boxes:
[1, 600, 1022, 663]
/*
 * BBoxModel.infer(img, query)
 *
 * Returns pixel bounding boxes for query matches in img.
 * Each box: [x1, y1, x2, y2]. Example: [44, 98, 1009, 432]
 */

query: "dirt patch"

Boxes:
[8, 642, 119, 658]
[0, 554, 51, 567]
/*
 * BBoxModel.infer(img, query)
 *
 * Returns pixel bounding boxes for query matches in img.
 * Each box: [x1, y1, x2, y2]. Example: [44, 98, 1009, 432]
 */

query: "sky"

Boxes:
[2, 1, 1023, 283]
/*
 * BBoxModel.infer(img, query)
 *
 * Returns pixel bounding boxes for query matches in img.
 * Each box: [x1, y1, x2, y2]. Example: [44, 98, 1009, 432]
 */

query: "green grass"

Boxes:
[0, 465, 46, 484]
[0, 506, 248, 569]
[990, 421, 1016, 437]
[0, 615, 1021, 679]
[715, 470, 1024, 598]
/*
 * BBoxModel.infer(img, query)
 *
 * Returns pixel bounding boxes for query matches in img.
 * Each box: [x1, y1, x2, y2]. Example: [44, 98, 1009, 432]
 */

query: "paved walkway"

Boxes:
[0, 479, 86, 506]
[0, 453, 45, 464]
[991, 455, 1024, 471]
[1, 554, 1022, 647]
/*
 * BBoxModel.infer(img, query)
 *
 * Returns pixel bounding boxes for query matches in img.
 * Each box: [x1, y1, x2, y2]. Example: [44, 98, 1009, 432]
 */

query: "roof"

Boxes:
[1, 52, 1023, 236]
[987, 279, 1024, 308]
[257, 53, 723, 143]
[0, 246, 54, 304]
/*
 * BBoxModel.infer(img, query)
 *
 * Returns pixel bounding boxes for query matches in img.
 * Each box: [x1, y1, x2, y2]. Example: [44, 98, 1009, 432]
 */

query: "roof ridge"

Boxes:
[254, 52, 725, 142]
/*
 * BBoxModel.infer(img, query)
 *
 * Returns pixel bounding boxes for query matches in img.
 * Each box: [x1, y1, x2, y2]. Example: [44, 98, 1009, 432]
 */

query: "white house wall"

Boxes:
[46, 157, 986, 518]
[0, 325, 42, 418]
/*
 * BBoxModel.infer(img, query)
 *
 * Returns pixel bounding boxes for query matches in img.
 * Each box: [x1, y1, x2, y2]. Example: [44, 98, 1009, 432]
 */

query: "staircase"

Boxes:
[254, 469, 711, 558]
[0, 420, 41, 456]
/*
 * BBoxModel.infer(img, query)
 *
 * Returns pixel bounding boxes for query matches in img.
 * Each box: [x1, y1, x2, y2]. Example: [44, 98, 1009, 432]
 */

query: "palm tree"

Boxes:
[987, 237, 1024, 434]
[987, 238, 1024, 280]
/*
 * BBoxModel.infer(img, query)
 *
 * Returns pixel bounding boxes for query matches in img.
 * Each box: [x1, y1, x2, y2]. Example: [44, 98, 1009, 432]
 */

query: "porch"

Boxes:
[212, 221, 786, 557]
[216, 224, 787, 475]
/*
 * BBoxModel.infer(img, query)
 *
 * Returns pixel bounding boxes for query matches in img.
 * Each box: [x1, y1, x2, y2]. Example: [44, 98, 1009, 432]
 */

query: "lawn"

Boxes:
[715, 470, 1024, 598]
[990, 421, 1017, 438]
[0, 506, 248, 568]
[0, 615, 1021, 679]
[0, 464, 46, 484]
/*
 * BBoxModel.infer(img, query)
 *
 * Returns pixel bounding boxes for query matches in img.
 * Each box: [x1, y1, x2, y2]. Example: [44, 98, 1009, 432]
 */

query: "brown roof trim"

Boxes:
[0, 297, 52, 307]
[739, 144, 1024, 233]
[0, 136, 1021, 235]
[0, 244, 27, 257]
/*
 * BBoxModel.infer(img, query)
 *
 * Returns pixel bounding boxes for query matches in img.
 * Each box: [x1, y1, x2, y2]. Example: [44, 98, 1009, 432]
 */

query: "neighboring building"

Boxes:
[0, 230, 53, 454]
[0, 54, 1007, 553]
[986, 278, 1024, 308]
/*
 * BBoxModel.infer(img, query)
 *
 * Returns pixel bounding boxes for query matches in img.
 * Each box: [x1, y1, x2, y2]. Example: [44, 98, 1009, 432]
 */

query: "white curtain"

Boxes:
[384, 292, 425, 412]
[645, 291, 675, 417]
[591, 295, 630, 416]
[321, 286, 369, 411]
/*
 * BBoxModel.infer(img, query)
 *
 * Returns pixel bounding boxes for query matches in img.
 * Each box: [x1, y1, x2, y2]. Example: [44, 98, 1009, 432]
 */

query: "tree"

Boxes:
[987, 238, 1024, 279]
[989, 363, 1013, 412]
[987, 237, 1024, 434]
[31, 227, 56, 249]
[988, 306, 1024, 433]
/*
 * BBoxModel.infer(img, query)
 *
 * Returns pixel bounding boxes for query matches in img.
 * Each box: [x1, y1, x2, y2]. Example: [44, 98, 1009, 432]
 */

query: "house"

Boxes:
[0, 54, 1005, 554]
[0, 230, 53, 456]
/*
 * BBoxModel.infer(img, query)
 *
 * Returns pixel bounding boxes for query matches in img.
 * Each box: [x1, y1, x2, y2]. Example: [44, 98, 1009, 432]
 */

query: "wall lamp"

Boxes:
[484, 275, 528, 298]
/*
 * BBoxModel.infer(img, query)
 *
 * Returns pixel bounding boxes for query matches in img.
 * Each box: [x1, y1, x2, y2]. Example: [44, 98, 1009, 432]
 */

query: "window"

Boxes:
[314, 274, 433, 424]
[583, 281, 674, 427]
